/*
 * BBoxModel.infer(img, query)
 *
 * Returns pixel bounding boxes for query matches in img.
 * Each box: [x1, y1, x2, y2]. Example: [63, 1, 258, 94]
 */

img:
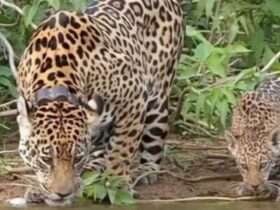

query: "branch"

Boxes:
[0, 32, 17, 79]
[136, 196, 267, 203]
[0, 99, 17, 110]
[261, 51, 280, 73]
[0, 149, 17, 155]
[0, 109, 18, 117]
[0, 0, 36, 29]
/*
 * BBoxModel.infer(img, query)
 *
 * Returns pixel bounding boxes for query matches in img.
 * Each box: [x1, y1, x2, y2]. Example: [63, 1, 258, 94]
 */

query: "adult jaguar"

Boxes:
[226, 76, 280, 198]
[16, 0, 184, 206]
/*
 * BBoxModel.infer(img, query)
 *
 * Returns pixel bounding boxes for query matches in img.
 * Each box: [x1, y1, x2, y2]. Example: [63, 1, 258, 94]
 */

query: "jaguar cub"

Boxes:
[227, 77, 280, 197]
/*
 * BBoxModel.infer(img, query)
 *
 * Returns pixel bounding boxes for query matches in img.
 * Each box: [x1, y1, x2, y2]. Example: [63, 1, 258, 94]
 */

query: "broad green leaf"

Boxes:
[207, 52, 226, 77]
[228, 21, 239, 44]
[46, 0, 60, 10]
[222, 88, 236, 105]
[22, 1, 41, 27]
[107, 189, 117, 204]
[186, 26, 208, 43]
[205, 0, 216, 17]
[83, 172, 100, 186]
[0, 66, 12, 77]
[249, 27, 265, 61]
[193, 43, 214, 62]
[71, 0, 89, 11]
[114, 191, 134, 205]
[93, 183, 107, 201]
[265, 0, 280, 17]
[227, 44, 250, 54]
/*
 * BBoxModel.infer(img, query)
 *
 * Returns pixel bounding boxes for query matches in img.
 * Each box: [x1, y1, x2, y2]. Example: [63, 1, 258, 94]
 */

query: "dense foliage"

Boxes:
[174, 0, 280, 136]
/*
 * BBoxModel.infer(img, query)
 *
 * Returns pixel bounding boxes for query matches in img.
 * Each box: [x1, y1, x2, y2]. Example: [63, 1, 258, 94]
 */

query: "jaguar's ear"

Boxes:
[225, 130, 238, 156]
[17, 96, 32, 140]
[17, 96, 31, 117]
[86, 95, 104, 125]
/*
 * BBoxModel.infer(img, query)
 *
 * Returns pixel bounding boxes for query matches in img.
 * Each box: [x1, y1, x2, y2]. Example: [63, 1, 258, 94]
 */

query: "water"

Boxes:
[2, 201, 280, 210]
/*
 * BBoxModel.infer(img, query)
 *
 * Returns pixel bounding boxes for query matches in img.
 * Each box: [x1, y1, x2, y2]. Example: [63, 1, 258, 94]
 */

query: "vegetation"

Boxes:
[82, 171, 134, 205]
[0, 0, 280, 205]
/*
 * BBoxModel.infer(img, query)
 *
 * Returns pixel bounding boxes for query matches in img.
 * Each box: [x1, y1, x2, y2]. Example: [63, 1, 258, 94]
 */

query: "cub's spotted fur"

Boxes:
[227, 77, 280, 197]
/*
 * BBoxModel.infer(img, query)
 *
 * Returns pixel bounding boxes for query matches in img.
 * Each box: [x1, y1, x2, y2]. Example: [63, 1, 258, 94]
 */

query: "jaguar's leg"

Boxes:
[137, 96, 169, 184]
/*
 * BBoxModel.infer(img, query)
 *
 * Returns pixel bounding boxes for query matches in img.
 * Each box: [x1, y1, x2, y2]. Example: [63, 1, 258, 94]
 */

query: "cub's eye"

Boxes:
[240, 163, 248, 171]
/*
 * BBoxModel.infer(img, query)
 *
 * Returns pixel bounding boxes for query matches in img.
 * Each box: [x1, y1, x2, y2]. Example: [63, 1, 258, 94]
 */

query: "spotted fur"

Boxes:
[227, 77, 280, 197]
[16, 0, 184, 205]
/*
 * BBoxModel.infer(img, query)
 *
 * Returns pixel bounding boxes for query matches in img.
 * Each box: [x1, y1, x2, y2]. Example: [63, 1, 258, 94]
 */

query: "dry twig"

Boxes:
[167, 140, 227, 150]
[5, 166, 32, 174]
[0, 149, 17, 155]
[0, 99, 17, 110]
[136, 195, 266, 203]
[0, 109, 18, 117]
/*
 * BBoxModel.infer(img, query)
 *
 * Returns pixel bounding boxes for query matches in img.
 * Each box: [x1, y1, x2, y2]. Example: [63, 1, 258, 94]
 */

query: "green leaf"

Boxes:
[207, 52, 226, 77]
[194, 42, 214, 62]
[227, 44, 250, 54]
[186, 26, 209, 43]
[0, 66, 12, 77]
[222, 88, 236, 105]
[107, 189, 117, 204]
[265, 0, 280, 17]
[205, 0, 216, 17]
[71, 0, 89, 11]
[22, 1, 42, 27]
[46, 0, 61, 10]
[83, 172, 100, 186]
[93, 183, 107, 201]
[249, 27, 265, 61]
[114, 191, 134, 205]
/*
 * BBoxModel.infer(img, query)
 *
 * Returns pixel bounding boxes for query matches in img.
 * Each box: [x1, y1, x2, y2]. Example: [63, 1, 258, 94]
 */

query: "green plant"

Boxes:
[174, 0, 280, 136]
[82, 171, 135, 205]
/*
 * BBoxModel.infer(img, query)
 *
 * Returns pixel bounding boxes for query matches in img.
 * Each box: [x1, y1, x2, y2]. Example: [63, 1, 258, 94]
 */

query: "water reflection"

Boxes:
[2, 201, 280, 210]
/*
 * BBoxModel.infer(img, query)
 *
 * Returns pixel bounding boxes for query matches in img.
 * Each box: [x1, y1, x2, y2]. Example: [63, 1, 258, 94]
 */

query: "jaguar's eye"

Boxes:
[42, 156, 52, 165]
[260, 161, 270, 170]
[74, 154, 85, 165]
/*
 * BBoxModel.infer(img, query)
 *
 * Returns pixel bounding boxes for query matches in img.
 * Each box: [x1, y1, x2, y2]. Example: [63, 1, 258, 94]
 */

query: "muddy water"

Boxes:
[2, 201, 280, 210]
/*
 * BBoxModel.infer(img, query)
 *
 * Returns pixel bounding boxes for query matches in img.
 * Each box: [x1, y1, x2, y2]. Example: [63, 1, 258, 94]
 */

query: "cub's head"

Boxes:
[17, 95, 103, 206]
[226, 92, 280, 196]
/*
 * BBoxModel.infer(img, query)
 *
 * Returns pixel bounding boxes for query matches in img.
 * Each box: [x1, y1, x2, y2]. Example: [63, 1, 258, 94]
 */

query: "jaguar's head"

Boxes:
[17, 95, 103, 206]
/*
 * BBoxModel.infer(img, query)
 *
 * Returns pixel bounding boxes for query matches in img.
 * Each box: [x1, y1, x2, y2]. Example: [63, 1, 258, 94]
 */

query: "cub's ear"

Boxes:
[271, 128, 280, 151]
[225, 130, 238, 156]
[86, 95, 104, 124]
